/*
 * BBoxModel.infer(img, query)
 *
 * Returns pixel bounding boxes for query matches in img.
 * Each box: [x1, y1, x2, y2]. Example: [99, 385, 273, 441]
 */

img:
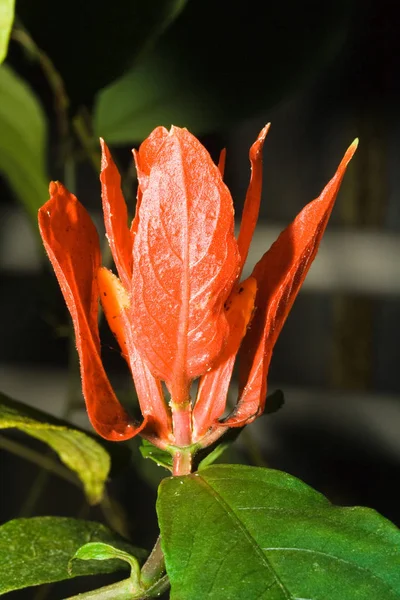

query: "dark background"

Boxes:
[1, 1, 400, 597]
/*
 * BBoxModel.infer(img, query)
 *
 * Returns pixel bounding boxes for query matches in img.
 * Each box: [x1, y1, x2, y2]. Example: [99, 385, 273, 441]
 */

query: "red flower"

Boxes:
[38, 126, 357, 459]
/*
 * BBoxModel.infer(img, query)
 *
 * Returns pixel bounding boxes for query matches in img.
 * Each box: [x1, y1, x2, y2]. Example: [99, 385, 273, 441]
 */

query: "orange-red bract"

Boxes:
[38, 126, 357, 448]
[130, 127, 240, 401]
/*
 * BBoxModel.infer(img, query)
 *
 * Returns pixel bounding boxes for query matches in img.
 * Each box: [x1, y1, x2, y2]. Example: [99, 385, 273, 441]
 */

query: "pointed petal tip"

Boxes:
[49, 181, 57, 195]
[340, 138, 358, 169]
[100, 138, 111, 170]
[260, 122, 271, 137]
[350, 137, 359, 151]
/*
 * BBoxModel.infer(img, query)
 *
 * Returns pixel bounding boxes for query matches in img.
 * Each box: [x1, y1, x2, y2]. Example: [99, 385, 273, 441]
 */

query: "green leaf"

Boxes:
[0, 517, 146, 595]
[139, 439, 172, 471]
[0, 64, 48, 223]
[0, 391, 110, 504]
[16, 0, 188, 104]
[157, 465, 400, 599]
[94, 1, 353, 143]
[0, 0, 15, 63]
[74, 542, 141, 574]
[197, 440, 231, 470]
[73, 542, 142, 596]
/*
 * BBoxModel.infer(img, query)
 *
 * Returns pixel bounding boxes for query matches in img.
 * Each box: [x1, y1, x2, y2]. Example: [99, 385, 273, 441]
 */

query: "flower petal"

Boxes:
[100, 139, 133, 291]
[225, 139, 358, 427]
[237, 124, 270, 277]
[98, 267, 172, 441]
[192, 277, 257, 440]
[131, 127, 240, 396]
[218, 148, 226, 178]
[131, 126, 169, 238]
[38, 182, 142, 441]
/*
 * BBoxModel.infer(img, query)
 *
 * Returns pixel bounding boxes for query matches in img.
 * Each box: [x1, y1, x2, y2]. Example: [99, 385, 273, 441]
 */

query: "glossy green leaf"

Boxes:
[0, 0, 15, 63]
[95, 1, 353, 143]
[0, 392, 110, 504]
[0, 517, 146, 595]
[0, 64, 48, 222]
[157, 465, 400, 599]
[16, 0, 187, 103]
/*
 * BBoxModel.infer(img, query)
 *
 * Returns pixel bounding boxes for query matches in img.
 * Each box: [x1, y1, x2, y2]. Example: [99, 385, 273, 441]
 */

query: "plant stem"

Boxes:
[63, 577, 136, 600]
[72, 110, 101, 172]
[12, 21, 70, 150]
[140, 536, 165, 588]
[171, 399, 192, 447]
[0, 434, 78, 486]
[172, 448, 192, 476]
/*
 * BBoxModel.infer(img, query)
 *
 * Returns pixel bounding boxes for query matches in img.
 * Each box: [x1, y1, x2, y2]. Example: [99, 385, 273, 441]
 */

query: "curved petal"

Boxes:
[192, 277, 257, 440]
[100, 139, 133, 291]
[225, 139, 358, 427]
[237, 124, 270, 277]
[97, 268, 172, 442]
[38, 182, 142, 441]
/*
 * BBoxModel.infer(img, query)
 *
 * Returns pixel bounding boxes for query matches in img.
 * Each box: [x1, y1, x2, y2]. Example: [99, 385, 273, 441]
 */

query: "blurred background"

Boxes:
[1, 0, 400, 597]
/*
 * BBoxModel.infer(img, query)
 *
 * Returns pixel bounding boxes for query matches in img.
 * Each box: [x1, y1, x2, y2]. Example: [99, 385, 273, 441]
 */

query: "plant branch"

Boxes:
[12, 20, 70, 149]
[0, 434, 78, 486]
[140, 536, 165, 588]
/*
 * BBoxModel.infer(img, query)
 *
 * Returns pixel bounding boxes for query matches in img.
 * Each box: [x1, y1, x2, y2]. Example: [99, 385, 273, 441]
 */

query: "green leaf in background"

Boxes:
[94, 0, 353, 144]
[0, 392, 110, 504]
[15, 0, 187, 104]
[0, 517, 146, 595]
[157, 465, 400, 600]
[0, 64, 48, 223]
[0, 0, 15, 63]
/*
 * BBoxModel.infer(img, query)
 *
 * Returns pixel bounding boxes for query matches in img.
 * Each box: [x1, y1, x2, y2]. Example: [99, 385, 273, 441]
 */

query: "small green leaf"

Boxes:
[157, 465, 400, 599]
[0, 0, 15, 63]
[139, 439, 172, 470]
[0, 64, 48, 223]
[0, 392, 110, 504]
[74, 542, 140, 570]
[0, 517, 146, 595]
[73, 542, 141, 586]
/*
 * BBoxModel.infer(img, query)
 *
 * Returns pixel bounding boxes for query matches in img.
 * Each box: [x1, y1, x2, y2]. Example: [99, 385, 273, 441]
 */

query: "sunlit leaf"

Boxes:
[0, 0, 15, 63]
[0, 392, 110, 504]
[158, 465, 400, 599]
[0, 64, 48, 223]
[0, 517, 146, 595]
